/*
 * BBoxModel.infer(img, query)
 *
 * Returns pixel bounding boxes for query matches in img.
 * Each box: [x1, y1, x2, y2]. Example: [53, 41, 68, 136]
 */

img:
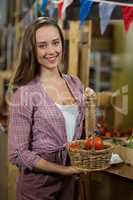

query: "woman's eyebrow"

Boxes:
[36, 41, 47, 44]
[52, 38, 60, 41]
[37, 38, 60, 44]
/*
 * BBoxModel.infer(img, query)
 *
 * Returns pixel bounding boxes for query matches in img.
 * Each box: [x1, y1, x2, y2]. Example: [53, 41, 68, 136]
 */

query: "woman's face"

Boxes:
[35, 25, 63, 70]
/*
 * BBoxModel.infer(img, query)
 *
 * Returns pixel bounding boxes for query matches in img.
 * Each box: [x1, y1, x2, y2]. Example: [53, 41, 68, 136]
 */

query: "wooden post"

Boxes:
[0, 70, 12, 105]
[79, 21, 92, 88]
[68, 21, 80, 76]
[0, 78, 4, 105]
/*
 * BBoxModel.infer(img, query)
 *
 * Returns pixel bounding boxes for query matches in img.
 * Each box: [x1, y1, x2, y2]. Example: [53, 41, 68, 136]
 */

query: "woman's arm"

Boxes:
[8, 87, 41, 170]
[34, 158, 82, 175]
[8, 87, 82, 175]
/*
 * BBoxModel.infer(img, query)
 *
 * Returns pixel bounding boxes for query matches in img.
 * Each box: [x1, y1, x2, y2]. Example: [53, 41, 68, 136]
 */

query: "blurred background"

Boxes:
[0, 0, 133, 199]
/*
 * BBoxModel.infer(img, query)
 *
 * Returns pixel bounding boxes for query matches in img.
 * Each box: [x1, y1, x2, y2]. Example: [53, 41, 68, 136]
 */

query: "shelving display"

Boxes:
[90, 51, 112, 92]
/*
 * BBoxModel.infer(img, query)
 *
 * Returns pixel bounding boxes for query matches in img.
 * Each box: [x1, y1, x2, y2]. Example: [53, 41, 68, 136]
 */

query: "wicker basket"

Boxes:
[67, 140, 113, 171]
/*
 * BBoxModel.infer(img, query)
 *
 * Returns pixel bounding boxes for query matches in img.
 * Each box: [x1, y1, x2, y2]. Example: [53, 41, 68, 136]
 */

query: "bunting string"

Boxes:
[90, 0, 133, 7]
[51, 0, 133, 7]
[35, 0, 133, 33]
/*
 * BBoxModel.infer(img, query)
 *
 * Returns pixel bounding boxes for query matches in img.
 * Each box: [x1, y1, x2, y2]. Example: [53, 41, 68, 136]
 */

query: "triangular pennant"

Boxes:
[62, 0, 73, 17]
[80, 0, 93, 26]
[99, 3, 116, 34]
[21, 9, 34, 28]
[122, 6, 133, 32]
[34, 1, 39, 18]
[48, 1, 55, 18]
[58, 0, 63, 18]
[41, 0, 48, 16]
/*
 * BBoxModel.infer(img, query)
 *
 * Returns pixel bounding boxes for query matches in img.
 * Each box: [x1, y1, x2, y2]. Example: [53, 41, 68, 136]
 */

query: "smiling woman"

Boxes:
[36, 25, 63, 71]
[9, 17, 64, 87]
[8, 17, 86, 200]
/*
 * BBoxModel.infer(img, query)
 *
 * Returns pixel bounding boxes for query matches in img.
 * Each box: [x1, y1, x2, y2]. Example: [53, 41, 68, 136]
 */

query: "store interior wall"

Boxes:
[112, 21, 133, 129]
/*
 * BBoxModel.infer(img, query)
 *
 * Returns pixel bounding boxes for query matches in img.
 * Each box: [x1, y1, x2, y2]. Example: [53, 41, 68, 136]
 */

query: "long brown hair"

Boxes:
[9, 17, 64, 89]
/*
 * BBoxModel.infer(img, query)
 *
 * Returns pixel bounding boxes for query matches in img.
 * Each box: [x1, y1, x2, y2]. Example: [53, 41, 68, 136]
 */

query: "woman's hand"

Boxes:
[60, 166, 89, 176]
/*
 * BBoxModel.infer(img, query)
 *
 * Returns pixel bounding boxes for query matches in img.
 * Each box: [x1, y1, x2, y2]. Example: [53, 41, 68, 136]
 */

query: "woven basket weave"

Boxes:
[67, 140, 113, 171]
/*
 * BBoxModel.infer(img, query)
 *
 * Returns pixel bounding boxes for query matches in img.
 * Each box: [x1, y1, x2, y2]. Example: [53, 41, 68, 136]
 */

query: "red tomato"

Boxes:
[69, 142, 80, 150]
[84, 137, 103, 150]
[105, 131, 112, 137]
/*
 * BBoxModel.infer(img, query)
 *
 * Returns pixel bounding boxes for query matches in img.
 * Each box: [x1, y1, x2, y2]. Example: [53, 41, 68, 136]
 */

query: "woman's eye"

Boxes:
[53, 41, 59, 46]
[37, 44, 47, 49]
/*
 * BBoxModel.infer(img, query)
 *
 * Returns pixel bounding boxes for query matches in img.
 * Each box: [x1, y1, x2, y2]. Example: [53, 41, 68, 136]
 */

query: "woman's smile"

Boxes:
[45, 55, 58, 63]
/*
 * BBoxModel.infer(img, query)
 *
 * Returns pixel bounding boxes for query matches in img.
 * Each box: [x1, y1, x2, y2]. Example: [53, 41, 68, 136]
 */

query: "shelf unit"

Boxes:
[90, 46, 112, 92]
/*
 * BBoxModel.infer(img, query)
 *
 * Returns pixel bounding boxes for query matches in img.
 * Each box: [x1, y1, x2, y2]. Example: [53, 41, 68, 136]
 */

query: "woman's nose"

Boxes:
[46, 44, 55, 54]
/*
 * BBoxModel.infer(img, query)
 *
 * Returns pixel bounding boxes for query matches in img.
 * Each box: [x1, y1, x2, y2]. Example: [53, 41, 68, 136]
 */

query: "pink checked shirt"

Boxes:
[8, 74, 85, 170]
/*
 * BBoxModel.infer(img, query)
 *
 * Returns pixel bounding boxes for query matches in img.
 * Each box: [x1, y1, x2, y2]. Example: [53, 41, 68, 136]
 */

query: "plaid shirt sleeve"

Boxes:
[8, 87, 41, 170]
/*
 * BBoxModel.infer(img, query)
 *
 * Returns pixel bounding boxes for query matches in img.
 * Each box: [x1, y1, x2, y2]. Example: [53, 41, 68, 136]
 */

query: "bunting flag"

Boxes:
[41, 0, 48, 16]
[58, 0, 63, 18]
[34, 1, 39, 18]
[122, 6, 133, 32]
[21, 9, 34, 28]
[62, 0, 73, 17]
[48, 1, 55, 18]
[99, 3, 116, 34]
[80, 0, 94, 26]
